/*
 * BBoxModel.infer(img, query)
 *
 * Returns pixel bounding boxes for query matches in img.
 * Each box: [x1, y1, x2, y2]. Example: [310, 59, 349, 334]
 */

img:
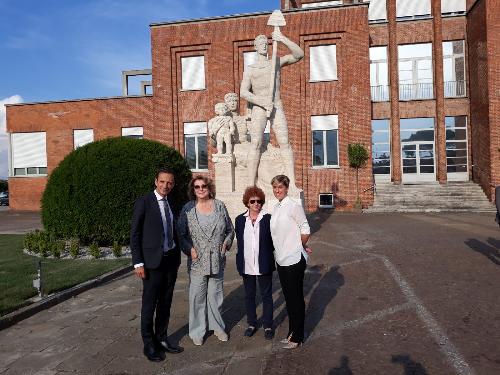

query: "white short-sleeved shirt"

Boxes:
[270, 196, 310, 266]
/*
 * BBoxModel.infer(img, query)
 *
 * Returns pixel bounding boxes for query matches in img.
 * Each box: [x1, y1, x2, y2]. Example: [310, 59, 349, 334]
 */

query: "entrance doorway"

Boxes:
[401, 142, 436, 183]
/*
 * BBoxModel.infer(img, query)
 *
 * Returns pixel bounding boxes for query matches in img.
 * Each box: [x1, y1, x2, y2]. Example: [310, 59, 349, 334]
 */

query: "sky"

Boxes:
[0, 0, 279, 179]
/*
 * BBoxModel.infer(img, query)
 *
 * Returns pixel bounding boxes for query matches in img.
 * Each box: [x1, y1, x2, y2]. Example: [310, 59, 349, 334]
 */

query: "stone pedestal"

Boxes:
[212, 153, 235, 193]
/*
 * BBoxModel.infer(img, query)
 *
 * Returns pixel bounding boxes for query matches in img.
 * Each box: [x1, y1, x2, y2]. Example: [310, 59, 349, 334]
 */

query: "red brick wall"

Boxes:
[6, 96, 153, 210]
[151, 6, 372, 211]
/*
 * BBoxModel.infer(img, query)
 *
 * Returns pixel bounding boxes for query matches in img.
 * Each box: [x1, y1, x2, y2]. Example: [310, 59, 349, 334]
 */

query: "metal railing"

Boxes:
[370, 85, 390, 102]
[444, 80, 466, 98]
[399, 83, 434, 101]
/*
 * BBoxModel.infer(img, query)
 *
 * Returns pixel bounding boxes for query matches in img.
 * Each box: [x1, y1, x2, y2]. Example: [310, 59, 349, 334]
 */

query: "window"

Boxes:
[369, 0, 387, 21]
[370, 47, 389, 102]
[310, 45, 337, 82]
[372, 120, 391, 175]
[443, 40, 466, 97]
[302, 1, 342, 8]
[73, 129, 94, 149]
[311, 115, 339, 167]
[184, 122, 208, 171]
[445, 116, 468, 174]
[319, 193, 334, 208]
[243, 51, 258, 69]
[398, 43, 434, 100]
[181, 56, 205, 91]
[121, 127, 143, 139]
[441, 0, 466, 14]
[396, 0, 431, 19]
[11, 132, 47, 176]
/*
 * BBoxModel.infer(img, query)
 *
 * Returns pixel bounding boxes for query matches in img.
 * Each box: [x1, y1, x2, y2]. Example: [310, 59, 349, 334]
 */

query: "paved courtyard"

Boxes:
[0, 212, 499, 374]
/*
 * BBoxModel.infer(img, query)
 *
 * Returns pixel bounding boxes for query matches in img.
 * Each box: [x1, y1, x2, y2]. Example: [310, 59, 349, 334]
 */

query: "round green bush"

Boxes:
[41, 137, 192, 245]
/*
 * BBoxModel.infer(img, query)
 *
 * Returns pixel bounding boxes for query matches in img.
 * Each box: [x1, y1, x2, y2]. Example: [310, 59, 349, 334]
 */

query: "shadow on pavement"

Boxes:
[464, 238, 500, 266]
[328, 355, 353, 375]
[391, 354, 428, 375]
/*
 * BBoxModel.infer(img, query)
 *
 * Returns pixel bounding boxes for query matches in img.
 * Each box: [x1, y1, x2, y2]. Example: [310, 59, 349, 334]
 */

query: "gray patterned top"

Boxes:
[177, 199, 235, 276]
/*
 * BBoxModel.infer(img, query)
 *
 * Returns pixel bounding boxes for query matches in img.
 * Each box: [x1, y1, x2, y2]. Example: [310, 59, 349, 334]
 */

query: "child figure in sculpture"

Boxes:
[208, 102, 235, 155]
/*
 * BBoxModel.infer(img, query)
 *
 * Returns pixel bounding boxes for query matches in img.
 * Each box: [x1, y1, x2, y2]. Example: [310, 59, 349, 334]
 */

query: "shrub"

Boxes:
[24, 230, 41, 253]
[89, 242, 101, 259]
[39, 234, 50, 258]
[51, 240, 65, 258]
[69, 239, 80, 259]
[41, 137, 192, 245]
[112, 240, 122, 258]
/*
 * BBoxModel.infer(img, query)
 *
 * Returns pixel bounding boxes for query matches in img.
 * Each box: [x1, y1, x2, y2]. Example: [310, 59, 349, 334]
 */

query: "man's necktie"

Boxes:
[162, 199, 173, 251]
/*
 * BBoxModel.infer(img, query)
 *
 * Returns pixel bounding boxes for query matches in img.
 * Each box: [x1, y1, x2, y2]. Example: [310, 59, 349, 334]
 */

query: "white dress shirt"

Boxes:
[243, 210, 264, 275]
[134, 190, 176, 269]
[270, 196, 310, 266]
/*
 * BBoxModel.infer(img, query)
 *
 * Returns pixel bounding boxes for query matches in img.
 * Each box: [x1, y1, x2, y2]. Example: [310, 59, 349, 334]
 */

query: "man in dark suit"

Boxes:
[130, 168, 184, 362]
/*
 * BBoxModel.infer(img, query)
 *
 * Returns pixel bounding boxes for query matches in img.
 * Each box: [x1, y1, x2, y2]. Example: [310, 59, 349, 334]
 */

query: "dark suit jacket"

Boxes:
[130, 192, 181, 269]
[235, 212, 275, 276]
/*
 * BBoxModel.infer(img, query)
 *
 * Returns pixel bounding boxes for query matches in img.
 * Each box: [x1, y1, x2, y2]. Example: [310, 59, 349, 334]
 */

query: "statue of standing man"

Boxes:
[240, 25, 304, 188]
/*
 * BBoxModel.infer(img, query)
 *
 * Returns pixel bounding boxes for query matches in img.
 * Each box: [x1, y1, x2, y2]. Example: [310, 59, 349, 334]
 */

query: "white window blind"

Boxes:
[12, 132, 47, 169]
[441, 0, 466, 14]
[73, 129, 94, 149]
[369, 0, 387, 21]
[184, 122, 207, 135]
[243, 51, 258, 69]
[181, 56, 205, 90]
[396, 0, 431, 18]
[121, 127, 143, 138]
[311, 115, 338, 131]
[302, 1, 342, 8]
[310, 45, 337, 82]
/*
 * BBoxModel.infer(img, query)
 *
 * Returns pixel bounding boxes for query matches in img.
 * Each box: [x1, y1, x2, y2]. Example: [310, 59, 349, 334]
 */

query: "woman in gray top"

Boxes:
[177, 175, 234, 345]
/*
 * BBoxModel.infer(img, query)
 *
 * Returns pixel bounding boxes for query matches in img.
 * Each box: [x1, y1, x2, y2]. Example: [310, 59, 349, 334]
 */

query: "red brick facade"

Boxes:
[5, 0, 500, 211]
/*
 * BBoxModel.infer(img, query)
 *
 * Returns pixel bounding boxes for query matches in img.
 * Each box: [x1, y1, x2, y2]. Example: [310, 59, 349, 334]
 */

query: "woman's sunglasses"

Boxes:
[194, 184, 208, 190]
[249, 199, 262, 204]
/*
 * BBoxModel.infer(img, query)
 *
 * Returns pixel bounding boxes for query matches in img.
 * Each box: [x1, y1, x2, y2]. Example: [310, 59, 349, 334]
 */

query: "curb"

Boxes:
[0, 265, 133, 331]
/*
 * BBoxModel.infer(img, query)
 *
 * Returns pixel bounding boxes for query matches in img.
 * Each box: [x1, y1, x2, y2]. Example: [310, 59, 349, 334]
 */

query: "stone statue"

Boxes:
[224, 92, 248, 144]
[208, 102, 235, 155]
[240, 26, 304, 188]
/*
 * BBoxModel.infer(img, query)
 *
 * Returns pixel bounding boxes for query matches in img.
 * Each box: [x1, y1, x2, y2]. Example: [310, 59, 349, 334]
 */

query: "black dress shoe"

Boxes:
[143, 343, 164, 362]
[244, 326, 257, 337]
[157, 340, 184, 354]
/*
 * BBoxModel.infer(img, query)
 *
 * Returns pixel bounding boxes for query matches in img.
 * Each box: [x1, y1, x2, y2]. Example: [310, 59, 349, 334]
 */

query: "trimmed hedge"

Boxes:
[41, 137, 192, 245]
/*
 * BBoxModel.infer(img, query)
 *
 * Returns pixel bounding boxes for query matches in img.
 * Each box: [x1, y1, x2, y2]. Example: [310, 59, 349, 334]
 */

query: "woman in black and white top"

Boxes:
[234, 186, 275, 340]
[270, 175, 311, 349]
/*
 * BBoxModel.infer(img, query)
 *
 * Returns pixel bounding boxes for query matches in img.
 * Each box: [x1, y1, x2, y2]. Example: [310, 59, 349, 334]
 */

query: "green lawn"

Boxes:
[0, 234, 130, 316]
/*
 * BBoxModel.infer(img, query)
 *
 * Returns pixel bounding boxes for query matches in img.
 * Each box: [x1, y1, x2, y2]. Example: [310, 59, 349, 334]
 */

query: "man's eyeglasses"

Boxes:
[194, 184, 208, 190]
[249, 199, 262, 204]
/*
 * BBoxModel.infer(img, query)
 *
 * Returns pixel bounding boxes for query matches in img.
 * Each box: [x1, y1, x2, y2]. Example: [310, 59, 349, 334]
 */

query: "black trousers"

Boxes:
[141, 251, 178, 346]
[277, 256, 306, 343]
[242, 273, 273, 329]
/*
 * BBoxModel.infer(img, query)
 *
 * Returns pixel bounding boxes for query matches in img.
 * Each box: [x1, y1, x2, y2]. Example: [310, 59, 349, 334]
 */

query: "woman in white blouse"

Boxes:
[270, 175, 311, 349]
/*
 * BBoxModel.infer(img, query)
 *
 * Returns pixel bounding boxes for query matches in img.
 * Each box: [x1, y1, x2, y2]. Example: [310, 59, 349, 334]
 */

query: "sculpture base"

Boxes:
[212, 153, 235, 193]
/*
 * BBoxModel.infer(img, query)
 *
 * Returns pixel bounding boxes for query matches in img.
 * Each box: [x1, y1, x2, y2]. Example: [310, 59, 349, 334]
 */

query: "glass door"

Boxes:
[401, 142, 436, 183]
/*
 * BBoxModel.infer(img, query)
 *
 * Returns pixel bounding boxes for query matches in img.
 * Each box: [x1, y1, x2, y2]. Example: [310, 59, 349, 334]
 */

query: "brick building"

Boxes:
[5, 0, 499, 212]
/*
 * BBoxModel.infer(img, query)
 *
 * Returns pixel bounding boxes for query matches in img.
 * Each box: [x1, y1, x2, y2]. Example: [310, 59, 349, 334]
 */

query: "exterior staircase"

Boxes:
[365, 181, 496, 213]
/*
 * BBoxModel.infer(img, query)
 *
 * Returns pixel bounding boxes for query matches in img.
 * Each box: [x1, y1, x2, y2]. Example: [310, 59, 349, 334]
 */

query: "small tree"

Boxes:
[348, 143, 369, 209]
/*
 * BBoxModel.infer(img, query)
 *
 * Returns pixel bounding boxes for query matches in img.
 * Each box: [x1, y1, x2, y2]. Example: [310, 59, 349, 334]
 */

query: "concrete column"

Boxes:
[387, 0, 401, 183]
[432, 0, 447, 183]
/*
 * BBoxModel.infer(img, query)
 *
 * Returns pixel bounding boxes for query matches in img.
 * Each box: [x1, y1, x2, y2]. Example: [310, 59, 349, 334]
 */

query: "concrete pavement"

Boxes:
[0, 212, 499, 374]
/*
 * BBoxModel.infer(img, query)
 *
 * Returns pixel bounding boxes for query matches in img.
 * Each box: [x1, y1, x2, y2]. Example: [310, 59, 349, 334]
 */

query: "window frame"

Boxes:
[10, 132, 48, 178]
[309, 44, 338, 83]
[184, 122, 208, 172]
[181, 55, 206, 91]
[311, 115, 340, 169]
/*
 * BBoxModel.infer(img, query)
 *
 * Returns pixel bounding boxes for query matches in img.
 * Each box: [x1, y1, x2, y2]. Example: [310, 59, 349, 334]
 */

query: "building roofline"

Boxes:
[5, 94, 153, 108]
[149, 3, 368, 28]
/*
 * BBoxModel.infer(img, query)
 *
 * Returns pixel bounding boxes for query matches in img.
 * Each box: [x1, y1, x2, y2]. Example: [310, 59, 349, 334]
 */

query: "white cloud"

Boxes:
[0, 95, 23, 178]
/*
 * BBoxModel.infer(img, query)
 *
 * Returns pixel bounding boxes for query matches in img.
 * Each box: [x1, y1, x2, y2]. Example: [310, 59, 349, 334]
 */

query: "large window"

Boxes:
[73, 129, 94, 149]
[372, 120, 391, 175]
[369, 0, 387, 21]
[11, 132, 47, 176]
[445, 116, 468, 175]
[370, 46, 389, 102]
[181, 56, 205, 91]
[121, 127, 143, 139]
[184, 122, 208, 171]
[398, 43, 433, 101]
[443, 40, 466, 98]
[311, 115, 339, 168]
[302, 1, 342, 8]
[441, 0, 466, 14]
[310, 45, 337, 82]
[396, 0, 431, 19]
